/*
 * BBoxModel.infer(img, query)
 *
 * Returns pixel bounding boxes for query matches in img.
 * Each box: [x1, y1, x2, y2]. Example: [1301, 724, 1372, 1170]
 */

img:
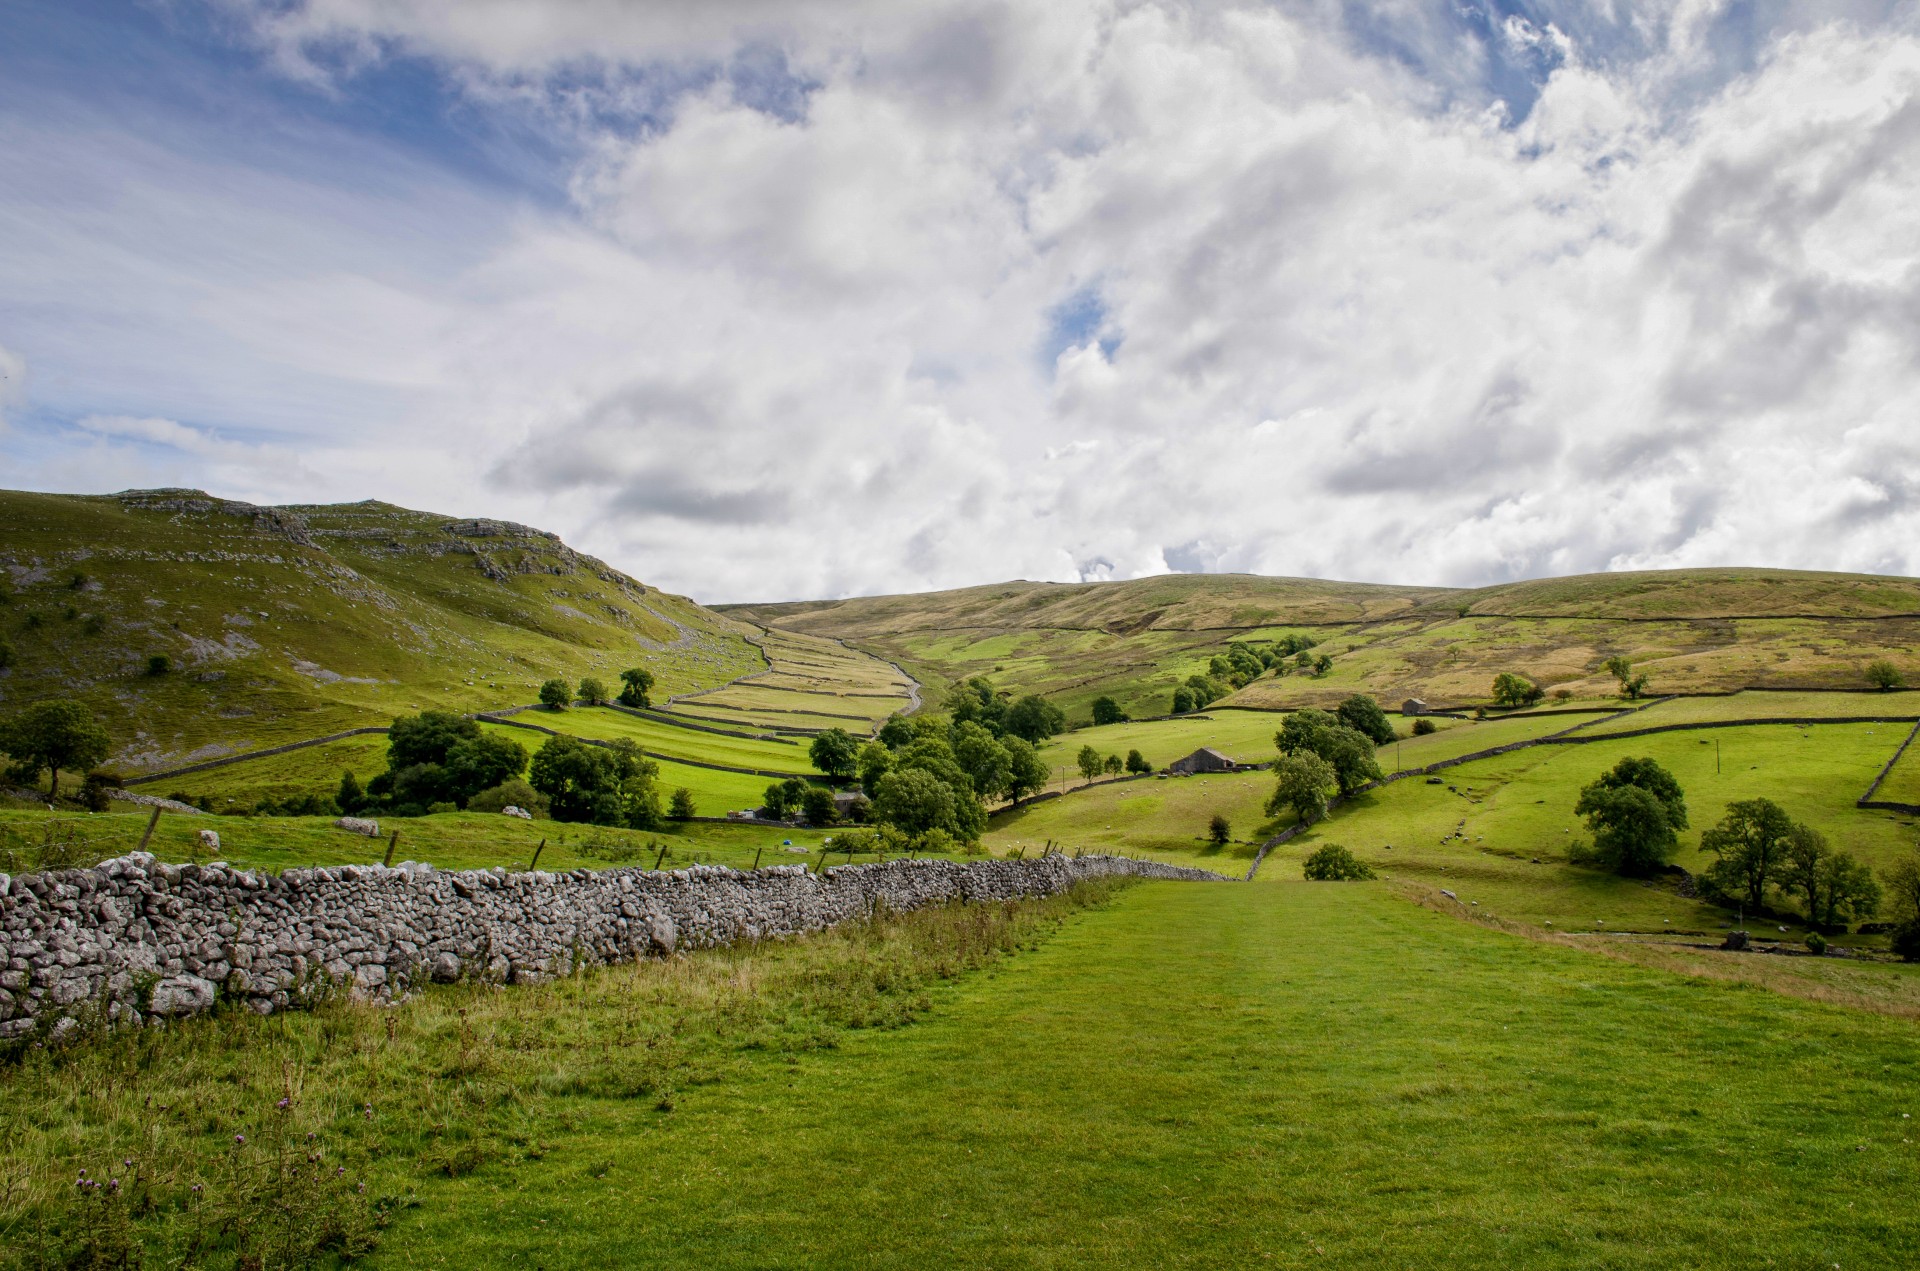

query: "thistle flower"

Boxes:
[233, 1134, 246, 1145]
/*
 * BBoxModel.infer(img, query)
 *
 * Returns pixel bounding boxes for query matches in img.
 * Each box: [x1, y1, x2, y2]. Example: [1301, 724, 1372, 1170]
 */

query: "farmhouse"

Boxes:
[1401, 698, 1429, 716]
[1168, 747, 1237, 775]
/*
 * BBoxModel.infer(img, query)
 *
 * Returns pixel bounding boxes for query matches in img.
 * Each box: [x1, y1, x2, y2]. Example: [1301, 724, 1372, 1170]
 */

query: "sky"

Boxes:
[3, 0, 1919, 603]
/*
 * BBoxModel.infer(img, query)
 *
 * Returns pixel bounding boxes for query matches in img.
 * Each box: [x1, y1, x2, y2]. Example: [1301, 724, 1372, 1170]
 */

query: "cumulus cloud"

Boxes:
[5, 0, 1920, 599]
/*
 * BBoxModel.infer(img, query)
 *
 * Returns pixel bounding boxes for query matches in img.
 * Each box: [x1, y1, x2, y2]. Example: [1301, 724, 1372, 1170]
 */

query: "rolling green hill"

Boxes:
[723, 568, 1920, 720]
[0, 489, 764, 774]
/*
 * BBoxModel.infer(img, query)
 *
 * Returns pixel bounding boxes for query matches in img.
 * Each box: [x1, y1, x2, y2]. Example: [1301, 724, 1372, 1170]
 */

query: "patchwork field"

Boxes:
[659, 629, 916, 736]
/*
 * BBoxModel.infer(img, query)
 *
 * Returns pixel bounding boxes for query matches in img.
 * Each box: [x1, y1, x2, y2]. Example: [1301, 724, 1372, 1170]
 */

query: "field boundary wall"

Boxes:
[0, 853, 1224, 1040]
[1857, 720, 1920, 814]
[123, 728, 392, 787]
[475, 714, 812, 780]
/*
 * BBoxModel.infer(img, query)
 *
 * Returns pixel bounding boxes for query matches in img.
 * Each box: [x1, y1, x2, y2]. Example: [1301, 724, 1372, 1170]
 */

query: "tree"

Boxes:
[527, 735, 660, 827]
[801, 785, 838, 826]
[1125, 749, 1151, 775]
[856, 740, 893, 791]
[442, 733, 530, 805]
[1182, 674, 1230, 709]
[669, 787, 696, 820]
[870, 767, 962, 838]
[1302, 844, 1376, 881]
[1581, 756, 1688, 831]
[1311, 654, 1333, 677]
[877, 715, 915, 750]
[1412, 718, 1437, 736]
[1, 700, 112, 799]
[1883, 849, 1920, 960]
[1867, 660, 1905, 691]
[1276, 709, 1337, 757]
[1602, 655, 1649, 700]
[1004, 695, 1067, 744]
[809, 727, 862, 780]
[763, 777, 809, 820]
[1572, 785, 1676, 875]
[1003, 736, 1050, 803]
[146, 654, 170, 676]
[885, 736, 987, 839]
[1491, 672, 1544, 707]
[951, 722, 1014, 802]
[538, 679, 570, 709]
[617, 667, 656, 708]
[388, 710, 481, 770]
[1699, 798, 1795, 911]
[1781, 824, 1879, 928]
[1335, 695, 1396, 746]
[578, 676, 609, 706]
[1276, 710, 1380, 795]
[944, 677, 1008, 735]
[1266, 752, 1336, 825]
[1207, 813, 1230, 846]
[1076, 744, 1104, 784]
[1090, 696, 1127, 726]
[1171, 686, 1196, 714]
[336, 770, 367, 815]
[1103, 753, 1123, 776]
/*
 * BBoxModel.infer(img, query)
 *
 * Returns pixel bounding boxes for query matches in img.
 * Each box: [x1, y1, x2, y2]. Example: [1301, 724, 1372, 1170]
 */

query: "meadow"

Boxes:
[9, 878, 1920, 1267]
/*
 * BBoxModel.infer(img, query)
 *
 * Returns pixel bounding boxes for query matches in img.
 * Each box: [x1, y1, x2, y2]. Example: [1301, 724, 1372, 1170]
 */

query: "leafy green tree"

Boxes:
[762, 777, 809, 820]
[538, 679, 570, 709]
[1275, 709, 1381, 796]
[1699, 798, 1795, 911]
[1572, 785, 1676, 876]
[1780, 824, 1879, 928]
[1266, 752, 1336, 825]
[1883, 850, 1920, 960]
[1182, 674, 1230, 709]
[336, 770, 367, 815]
[1491, 672, 1544, 707]
[801, 785, 838, 826]
[1171, 686, 1196, 714]
[1090, 696, 1127, 726]
[888, 737, 987, 839]
[1277, 709, 1338, 756]
[1581, 756, 1688, 831]
[1, 700, 112, 799]
[1311, 654, 1333, 676]
[1335, 695, 1396, 746]
[951, 721, 1014, 801]
[856, 740, 893, 791]
[809, 727, 862, 780]
[1602, 655, 1649, 700]
[877, 715, 915, 749]
[1103, 753, 1123, 776]
[1302, 844, 1376, 881]
[1411, 718, 1437, 736]
[870, 767, 962, 838]
[1207, 813, 1231, 846]
[617, 667, 655, 708]
[669, 787, 696, 820]
[1002, 695, 1066, 744]
[388, 710, 480, 770]
[1224, 644, 1265, 685]
[944, 677, 1009, 735]
[1076, 744, 1104, 784]
[146, 654, 169, 676]
[1004, 736, 1050, 803]
[578, 677, 609, 706]
[443, 733, 530, 805]
[527, 735, 660, 827]
[1867, 660, 1905, 691]
[1125, 749, 1151, 775]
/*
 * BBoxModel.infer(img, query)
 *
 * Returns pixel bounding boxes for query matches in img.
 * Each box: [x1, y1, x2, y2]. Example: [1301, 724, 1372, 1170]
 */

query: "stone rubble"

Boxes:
[0, 853, 1223, 1038]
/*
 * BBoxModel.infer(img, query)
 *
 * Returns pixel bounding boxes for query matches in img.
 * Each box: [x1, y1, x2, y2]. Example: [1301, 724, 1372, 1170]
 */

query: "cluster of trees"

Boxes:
[356, 711, 532, 816]
[1173, 639, 1333, 713]
[1602, 656, 1649, 700]
[1076, 745, 1152, 783]
[1264, 697, 1393, 824]
[1091, 696, 1128, 726]
[1171, 675, 1230, 714]
[0, 701, 112, 799]
[533, 667, 655, 711]
[1491, 672, 1545, 707]
[942, 677, 1068, 744]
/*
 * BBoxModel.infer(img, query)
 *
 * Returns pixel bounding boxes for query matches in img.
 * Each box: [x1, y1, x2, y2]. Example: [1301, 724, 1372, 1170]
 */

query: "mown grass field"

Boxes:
[1576, 689, 1920, 734]
[14, 879, 1920, 1268]
[1874, 728, 1920, 806]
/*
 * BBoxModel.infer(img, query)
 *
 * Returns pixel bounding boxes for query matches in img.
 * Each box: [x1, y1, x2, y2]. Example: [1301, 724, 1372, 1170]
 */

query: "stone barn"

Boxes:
[1168, 747, 1236, 775]
[1401, 698, 1430, 716]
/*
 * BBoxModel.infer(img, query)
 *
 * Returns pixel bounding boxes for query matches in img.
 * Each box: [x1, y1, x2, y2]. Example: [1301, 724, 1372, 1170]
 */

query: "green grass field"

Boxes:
[1870, 726, 1920, 806]
[1577, 689, 1920, 734]
[13, 879, 1920, 1267]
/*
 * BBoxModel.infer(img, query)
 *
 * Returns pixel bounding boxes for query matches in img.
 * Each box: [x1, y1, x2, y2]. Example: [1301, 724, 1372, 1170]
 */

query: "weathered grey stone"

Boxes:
[430, 953, 461, 983]
[148, 975, 217, 1016]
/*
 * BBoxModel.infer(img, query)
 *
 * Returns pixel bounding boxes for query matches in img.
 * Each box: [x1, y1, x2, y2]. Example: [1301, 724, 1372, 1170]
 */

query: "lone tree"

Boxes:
[1491, 672, 1544, 707]
[1266, 751, 1337, 825]
[1090, 696, 1127, 726]
[801, 785, 838, 827]
[1302, 844, 1376, 881]
[617, 667, 656, 708]
[1208, 813, 1231, 846]
[577, 676, 609, 707]
[1003, 737, 1051, 803]
[1103, 753, 1124, 776]
[1335, 695, 1396, 746]
[1867, 660, 1905, 691]
[1, 700, 112, 800]
[809, 727, 862, 780]
[1005, 695, 1067, 744]
[668, 787, 696, 820]
[1571, 756, 1688, 876]
[1077, 744, 1104, 784]
[1699, 797, 1795, 912]
[1601, 655, 1649, 700]
[1125, 749, 1151, 775]
[538, 679, 570, 710]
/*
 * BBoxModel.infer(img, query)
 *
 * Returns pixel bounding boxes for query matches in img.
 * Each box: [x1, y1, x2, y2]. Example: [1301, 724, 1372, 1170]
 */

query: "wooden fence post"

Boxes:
[651, 843, 667, 871]
[382, 831, 400, 868]
[528, 838, 546, 871]
[135, 805, 163, 853]
[752, 847, 764, 871]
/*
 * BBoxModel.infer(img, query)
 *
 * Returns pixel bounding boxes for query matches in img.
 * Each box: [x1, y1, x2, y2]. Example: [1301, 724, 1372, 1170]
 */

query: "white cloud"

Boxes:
[6, 1, 1920, 599]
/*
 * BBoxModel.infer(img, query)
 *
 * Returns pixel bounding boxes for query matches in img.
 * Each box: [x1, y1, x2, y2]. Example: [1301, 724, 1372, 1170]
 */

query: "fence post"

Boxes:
[382, 831, 400, 868]
[528, 838, 546, 871]
[752, 847, 764, 871]
[651, 843, 667, 871]
[136, 805, 163, 853]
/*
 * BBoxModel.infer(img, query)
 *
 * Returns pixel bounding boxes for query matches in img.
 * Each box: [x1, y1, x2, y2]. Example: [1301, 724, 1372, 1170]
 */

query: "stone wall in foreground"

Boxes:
[0, 853, 1224, 1039]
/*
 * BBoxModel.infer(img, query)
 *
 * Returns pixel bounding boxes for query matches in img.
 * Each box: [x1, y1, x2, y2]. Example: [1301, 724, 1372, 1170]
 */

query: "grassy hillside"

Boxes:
[0, 489, 763, 774]
[725, 568, 1920, 720]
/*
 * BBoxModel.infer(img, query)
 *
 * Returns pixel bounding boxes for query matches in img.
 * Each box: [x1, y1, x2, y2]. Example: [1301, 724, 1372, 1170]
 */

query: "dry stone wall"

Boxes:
[0, 854, 1223, 1040]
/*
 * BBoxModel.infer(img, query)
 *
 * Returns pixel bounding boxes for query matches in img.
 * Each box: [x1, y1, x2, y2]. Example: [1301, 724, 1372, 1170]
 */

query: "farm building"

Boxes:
[1168, 747, 1237, 775]
[1401, 698, 1429, 716]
